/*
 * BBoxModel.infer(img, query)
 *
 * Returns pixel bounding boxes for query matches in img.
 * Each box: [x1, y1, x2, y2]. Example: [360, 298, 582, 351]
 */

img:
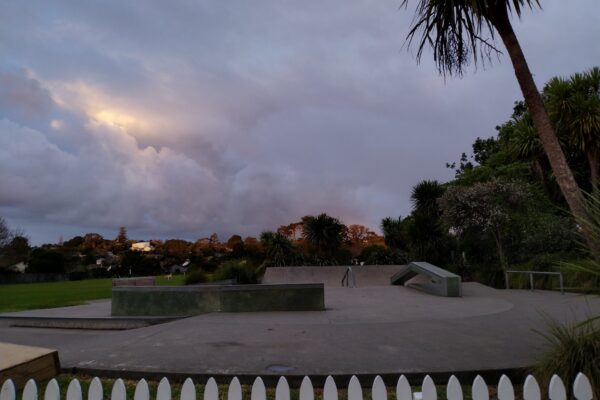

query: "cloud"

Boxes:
[0, 1, 598, 243]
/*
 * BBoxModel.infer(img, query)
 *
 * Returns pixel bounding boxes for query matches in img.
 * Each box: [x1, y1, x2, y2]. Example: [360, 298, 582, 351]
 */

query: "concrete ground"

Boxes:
[1, 282, 599, 378]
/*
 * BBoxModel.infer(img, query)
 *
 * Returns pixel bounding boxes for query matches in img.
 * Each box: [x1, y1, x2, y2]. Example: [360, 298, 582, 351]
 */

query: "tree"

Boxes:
[27, 249, 65, 273]
[301, 214, 346, 255]
[401, 0, 597, 255]
[260, 231, 296, 267]
[439, 179, 529, 270]
[545, 67, 600, 192]
[226, 235, 245, 255]
[410, 180, 445, 216]
[380, 217, 407, 250]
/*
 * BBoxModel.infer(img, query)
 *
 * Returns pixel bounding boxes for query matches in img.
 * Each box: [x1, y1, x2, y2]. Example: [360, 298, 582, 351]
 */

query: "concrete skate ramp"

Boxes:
[263, 265, 406, 287]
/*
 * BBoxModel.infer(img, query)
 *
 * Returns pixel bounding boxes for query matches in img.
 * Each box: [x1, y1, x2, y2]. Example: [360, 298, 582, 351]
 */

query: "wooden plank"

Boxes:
[0, 343, 59, 390]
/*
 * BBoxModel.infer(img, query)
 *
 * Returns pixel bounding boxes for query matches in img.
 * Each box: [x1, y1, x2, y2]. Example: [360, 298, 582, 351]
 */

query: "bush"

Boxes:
[534, 317, 600, 397]
[185, 269, 208, 285]
[358, 245, 407, 265]
[213, 259, 259, 284]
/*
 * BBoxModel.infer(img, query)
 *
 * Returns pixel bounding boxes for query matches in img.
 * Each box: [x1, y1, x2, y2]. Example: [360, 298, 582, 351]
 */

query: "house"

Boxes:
[131, 242, 154, 252]
[8, 262, 27, 273]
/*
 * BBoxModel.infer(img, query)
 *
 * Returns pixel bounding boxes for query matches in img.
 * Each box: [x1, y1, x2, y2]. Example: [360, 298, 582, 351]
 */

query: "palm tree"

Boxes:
[545, 67, 600, 192]
[380, 216, 407, 250]
[410, 180, 445, 215]
[301, 214, 346, 255]
[401, 0, 598, 255]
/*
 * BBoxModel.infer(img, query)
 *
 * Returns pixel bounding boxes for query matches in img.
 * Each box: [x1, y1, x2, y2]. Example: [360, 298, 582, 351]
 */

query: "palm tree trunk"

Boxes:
[491, 6, 599, 257]
[587, 148, 599, 193]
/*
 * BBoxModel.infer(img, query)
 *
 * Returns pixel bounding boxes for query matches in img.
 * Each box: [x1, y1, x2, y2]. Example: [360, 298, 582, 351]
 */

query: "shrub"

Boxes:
[185, 269, 208, 285]
[534, 317, 600, 397]
[213, 259, 259, 284]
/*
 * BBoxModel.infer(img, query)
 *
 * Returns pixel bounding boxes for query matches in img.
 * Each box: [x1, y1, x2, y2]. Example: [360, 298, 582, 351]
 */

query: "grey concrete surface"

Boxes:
[1, 283, 599, 377]
[262, 266, 406, 287]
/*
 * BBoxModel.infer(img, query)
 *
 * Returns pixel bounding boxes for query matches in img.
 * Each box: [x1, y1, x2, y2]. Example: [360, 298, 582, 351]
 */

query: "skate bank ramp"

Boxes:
[262, 265, 406, 287]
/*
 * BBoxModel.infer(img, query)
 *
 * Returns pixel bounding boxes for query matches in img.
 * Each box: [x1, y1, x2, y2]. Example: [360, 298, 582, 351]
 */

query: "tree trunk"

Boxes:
[491, 6, 600, 258]
[587, 147, 599, 193]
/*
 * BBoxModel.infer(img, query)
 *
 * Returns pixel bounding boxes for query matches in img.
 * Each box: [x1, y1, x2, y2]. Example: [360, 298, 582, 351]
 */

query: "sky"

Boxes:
[0, 1, 598, 245]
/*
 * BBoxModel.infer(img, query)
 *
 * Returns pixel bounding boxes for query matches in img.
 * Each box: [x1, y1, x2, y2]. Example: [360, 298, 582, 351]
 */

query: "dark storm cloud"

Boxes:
[0, 0, 598, 243]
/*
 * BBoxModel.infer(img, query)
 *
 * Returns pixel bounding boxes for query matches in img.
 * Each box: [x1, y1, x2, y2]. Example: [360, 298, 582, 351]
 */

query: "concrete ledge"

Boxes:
[0, 316, 179, 330]
[112, 284, 325, 316]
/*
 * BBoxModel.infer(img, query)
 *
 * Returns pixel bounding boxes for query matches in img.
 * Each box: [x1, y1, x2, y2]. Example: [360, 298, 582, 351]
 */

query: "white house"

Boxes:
[131, 242, 154, 252]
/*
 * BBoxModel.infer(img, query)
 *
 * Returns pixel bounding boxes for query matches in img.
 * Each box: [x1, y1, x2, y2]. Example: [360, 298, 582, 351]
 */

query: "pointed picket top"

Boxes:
[44, 379, 60, 400]
[421, 375, 437, 400]
[157, 378, 171, 400]
[204, 378, 218, 400]
[497, 375, 515, 400]
[573, 373, 593, 400]
[396, 375, 412, 400]
[180, 378, 196, 400]
[523, 375, 541, 400]
[66, 379, 82, 400]
[471, 376, 489, 400]
[548, 375, 566, 400]
[88, 378, 103, 400]
[251, 377, 265, 400]
[299, 376, 314, 400]
[1, 379, 16, 400]
[134, 379, 149, 400]
[348, 376, 362, 400]
[276, 377, 290, 400]
[111, 379, 126, 400]
[228, 377, 242, 400]
[23, 379, 38, 400]
[323, 376, 338, 400]
[372, 376, 387, 400]
[446, 375, 463, 400]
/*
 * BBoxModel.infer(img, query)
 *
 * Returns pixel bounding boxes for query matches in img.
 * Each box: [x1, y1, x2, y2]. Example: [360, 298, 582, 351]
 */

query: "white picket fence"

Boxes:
[0, 373, 595, 400]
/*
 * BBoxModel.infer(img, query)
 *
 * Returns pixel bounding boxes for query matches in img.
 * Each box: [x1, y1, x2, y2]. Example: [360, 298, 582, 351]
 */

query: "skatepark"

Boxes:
[1, 265, 600, 383]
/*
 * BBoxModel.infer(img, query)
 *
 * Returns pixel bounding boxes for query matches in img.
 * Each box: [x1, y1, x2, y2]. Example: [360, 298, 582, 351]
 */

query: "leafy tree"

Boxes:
[226, 235, 245, 255]
[359, 245, 407, 265]
[163, 239, 191, 261]
[27, 249, 65, 273]
[301, 214, 346, 255]
[0, 216, 11, 248]
[401, 0, 595, 255]
[439, 179, 529, 270]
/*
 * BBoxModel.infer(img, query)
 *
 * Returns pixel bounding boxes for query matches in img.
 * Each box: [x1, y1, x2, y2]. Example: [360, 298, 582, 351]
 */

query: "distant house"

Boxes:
[131, 242, 154, 252]
[169, 264, 188, 274]
[8, 262, 27, 273]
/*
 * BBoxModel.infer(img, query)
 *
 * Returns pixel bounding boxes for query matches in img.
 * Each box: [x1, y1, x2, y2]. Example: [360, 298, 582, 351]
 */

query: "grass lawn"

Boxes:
[0, 275, 186, 313]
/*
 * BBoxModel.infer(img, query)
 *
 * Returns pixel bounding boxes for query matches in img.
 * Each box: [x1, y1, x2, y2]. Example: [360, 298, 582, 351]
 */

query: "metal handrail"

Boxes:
[505, 270, 564, 294]
[341, 266, 356, 288]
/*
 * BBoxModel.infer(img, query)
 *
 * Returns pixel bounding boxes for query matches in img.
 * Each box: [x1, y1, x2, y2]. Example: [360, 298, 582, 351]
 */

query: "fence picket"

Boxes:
[134, 379, 149, 400]
[0, 379, 15, 400]
[111, 379, 126, 400]
[88, 378, 103, 400]
[446, 376, 462, 400]
[348, 376, 362, 400]
[23, 379, 38, 400]
[422, 375, 436, 400]
[251, 377, 265, 400]
[573, 373, 593, 400]
[180, 379, 195, 400]
[228, 377, 241, 400]
[548, 375, 566, 400]
[497, 375, 514, 400]
[157, 378, 171, 400]
[276, 377, 290, 400]
[396, 375, 412, 400]
[44, 379, 60, 400]
[471, 376, 488, 400]
[523, 376, 541, 400]
[66, 379, 82, 400]
[372, 376, 386, 400]
[323, 376, 337, 400]
[204, 378, 218, 400]
[299, 377, 314, 400]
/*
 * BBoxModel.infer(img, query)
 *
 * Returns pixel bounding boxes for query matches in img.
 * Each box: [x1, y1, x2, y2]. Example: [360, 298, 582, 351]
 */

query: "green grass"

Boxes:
[0, 275, 186, 313]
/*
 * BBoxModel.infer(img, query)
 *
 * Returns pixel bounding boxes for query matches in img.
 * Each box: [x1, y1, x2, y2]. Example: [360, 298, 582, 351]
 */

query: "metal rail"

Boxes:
[341, 266, 356, 288]
[505, 270, 564, 295]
